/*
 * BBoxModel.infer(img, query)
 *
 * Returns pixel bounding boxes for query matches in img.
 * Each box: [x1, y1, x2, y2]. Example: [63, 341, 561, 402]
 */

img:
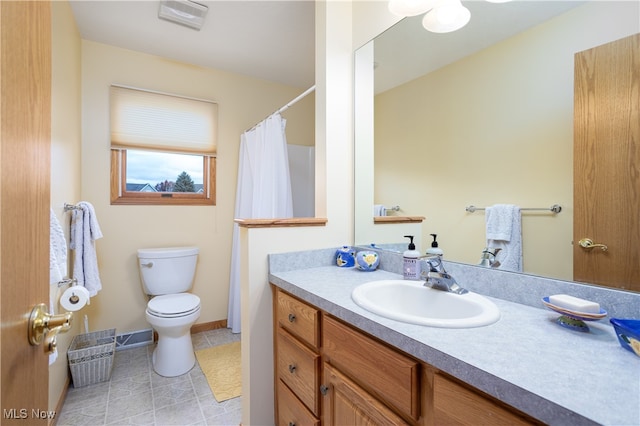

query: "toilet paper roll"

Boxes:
[60, 286, 90, 311]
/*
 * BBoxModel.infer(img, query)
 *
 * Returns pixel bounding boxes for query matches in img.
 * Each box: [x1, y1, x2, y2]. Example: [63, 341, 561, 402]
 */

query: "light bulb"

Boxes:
[388, 0, 437, 17]
[422, 0, 470, 33]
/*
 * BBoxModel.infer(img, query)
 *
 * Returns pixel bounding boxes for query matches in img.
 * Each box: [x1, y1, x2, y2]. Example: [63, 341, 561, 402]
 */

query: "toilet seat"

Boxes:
[147, 293, 200, 318]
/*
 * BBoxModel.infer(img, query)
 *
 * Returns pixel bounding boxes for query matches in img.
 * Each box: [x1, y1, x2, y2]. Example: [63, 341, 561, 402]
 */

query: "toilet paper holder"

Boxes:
[57, 277, 78, 287]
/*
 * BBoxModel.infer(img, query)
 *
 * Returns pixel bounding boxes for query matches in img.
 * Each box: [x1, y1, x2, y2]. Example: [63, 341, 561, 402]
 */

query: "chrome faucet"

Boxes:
[419, 256, 468, 295]
[478, 247, 501, 268]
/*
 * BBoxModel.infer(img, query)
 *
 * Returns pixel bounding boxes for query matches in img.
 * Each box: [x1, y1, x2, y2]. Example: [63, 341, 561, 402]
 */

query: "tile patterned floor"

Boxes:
[57, 329, 242, 426]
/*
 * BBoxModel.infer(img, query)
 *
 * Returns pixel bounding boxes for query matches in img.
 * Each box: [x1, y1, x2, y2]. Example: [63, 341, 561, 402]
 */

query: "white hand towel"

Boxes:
[49, 208, 68, 365]
[50, 209, 67, 286]
[70, 201, 103, 297]
[485, 204, 522, 272]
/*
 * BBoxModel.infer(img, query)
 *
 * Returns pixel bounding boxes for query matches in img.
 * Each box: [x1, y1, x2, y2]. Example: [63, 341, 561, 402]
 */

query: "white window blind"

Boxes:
[110, 85, 218, 155]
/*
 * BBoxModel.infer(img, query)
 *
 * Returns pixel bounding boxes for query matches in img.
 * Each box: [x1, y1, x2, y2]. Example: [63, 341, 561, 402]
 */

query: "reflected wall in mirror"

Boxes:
[354, 1, 640, 290]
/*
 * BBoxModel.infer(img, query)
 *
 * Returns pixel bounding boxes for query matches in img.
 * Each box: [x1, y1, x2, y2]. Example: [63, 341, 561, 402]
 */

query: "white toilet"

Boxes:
[137, 246, 201, 377]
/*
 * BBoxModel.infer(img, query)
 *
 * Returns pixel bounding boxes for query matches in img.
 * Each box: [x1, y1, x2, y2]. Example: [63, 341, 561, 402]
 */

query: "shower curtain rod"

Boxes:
[245, 85, 316, 133]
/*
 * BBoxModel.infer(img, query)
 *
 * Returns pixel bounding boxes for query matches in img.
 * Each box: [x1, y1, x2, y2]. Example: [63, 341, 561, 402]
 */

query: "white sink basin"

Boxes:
[351, 280, 500, 328]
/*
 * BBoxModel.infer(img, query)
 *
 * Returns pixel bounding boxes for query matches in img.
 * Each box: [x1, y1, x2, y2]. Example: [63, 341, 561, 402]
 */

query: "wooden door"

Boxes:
[574, 33, 640, 292]
[1, 1, 52, 423]
[322, 363, 410, 426]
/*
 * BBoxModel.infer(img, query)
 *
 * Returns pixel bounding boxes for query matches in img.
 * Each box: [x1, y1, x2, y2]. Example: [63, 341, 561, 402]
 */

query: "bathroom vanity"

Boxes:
[274, 287, 539, 425]
[269, 248, 640, 426]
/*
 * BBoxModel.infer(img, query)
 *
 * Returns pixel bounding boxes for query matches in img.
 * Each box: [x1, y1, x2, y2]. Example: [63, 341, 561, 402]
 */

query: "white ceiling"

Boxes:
[69, 1, 586, 93]
[69, 0, 316, 88]
[373, 1, 586, 93]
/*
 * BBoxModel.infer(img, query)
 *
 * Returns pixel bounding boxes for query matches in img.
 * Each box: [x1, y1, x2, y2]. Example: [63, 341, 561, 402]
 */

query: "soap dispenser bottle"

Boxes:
[403, 235, 420, 280]
[426, 234, 443, 257]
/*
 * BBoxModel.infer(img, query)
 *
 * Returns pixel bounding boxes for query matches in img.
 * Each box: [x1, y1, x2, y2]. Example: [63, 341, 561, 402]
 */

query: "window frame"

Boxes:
[110, 149, 216, 206]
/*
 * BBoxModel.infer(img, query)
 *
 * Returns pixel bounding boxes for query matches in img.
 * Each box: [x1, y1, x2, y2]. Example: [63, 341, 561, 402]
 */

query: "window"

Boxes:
[109, 85, 217, 205]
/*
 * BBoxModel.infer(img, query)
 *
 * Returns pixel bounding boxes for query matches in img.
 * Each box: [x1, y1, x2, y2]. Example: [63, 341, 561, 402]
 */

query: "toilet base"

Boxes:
[152, 332, 196, 377]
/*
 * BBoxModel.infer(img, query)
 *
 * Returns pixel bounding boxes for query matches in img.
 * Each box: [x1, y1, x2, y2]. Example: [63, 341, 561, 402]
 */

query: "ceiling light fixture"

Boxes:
[158, 0, 209, 31]
[388, 0, 508, 33]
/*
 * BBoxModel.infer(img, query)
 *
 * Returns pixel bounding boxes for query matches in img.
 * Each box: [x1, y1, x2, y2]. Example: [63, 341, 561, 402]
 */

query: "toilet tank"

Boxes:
[137, 247, 199, 295]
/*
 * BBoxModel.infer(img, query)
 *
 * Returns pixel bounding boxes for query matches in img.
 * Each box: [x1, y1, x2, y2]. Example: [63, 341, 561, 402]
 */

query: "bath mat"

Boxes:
[195, 342, 241, 402]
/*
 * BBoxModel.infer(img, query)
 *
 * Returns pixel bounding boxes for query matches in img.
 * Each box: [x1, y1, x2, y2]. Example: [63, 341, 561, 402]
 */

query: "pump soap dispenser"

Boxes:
[403, 235, 420, 280]
[426, 234, 443, 257]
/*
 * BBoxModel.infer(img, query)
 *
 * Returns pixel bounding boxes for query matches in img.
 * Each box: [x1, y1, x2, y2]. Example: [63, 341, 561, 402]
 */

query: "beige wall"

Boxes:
[49, 1, 82, 412]
[373, 1, 639, 280]
[49, 0, 315, 418]
[78, 40, 312, 336]
[240, 2, 361, 423]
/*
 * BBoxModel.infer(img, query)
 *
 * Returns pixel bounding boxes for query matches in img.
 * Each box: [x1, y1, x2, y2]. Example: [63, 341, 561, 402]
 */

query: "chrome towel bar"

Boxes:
[466, 204, 562, 214]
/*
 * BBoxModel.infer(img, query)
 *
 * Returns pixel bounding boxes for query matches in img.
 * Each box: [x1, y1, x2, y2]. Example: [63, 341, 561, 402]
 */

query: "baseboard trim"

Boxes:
[116, 329, 153, 351]
[51, 376, 70, 426]
[191, 319, 227, 334]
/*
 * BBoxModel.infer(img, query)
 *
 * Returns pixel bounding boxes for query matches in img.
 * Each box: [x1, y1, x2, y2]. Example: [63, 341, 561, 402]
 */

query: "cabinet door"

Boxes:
[433, 374, 538, 426]
[323, 315, 421, 421]
[322, 363, 411, 426]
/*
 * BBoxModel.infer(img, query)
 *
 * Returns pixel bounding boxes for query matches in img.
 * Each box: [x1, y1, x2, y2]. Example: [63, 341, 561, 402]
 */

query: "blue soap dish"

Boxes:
[610, 318, 640, 357]
[542, 296, 607, 332]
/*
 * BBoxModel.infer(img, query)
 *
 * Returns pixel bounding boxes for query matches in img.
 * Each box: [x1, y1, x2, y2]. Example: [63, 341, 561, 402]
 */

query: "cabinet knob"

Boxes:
[288, 313, 296, 322]
[288, 364, 297, 373]
[320, 384, 329, 396]
[288, 422, 296, 426]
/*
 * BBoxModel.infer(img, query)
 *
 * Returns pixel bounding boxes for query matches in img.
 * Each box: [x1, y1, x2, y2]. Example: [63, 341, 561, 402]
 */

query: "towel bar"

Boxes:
[64, 203, 82, 212]
[466, 204, 562, 214]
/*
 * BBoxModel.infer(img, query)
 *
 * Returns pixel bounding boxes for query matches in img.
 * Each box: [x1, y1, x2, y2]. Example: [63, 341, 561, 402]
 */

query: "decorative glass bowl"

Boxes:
[610, 318, 640, 357]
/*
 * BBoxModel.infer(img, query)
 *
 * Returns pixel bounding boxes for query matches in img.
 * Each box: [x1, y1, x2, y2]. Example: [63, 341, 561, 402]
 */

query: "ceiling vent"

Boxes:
[158, 0, 209, 31]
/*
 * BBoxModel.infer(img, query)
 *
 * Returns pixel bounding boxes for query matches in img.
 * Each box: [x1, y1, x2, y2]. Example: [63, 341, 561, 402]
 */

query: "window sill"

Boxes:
[235, 218, 328, 228]
[373, 216, 425, 224]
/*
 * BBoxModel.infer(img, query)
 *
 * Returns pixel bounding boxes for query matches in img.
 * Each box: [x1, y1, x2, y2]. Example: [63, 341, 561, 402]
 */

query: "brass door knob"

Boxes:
[578, 238, 608, 251]
[28, 303, 73, 353]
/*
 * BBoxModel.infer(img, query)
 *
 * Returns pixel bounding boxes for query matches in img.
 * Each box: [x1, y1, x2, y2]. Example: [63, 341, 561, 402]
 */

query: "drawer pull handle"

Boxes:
[288, 313, 296, 322]
[288, 423, 296, 426]
[288, 364, 297, 373]
[320, 384, 329, 396]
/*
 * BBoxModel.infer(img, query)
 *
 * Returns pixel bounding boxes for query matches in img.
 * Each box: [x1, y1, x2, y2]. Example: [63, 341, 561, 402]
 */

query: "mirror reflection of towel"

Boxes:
[373, 205, 387, 216]
[486, 204, 522, 272]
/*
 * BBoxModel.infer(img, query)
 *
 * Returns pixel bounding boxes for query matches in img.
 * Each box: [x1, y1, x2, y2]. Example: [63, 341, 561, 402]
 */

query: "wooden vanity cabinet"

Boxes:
[322, 315, 421, 424]
[322, 363, 411, 426]
[274, 289, 321, 425]
[431, 373, 539, 426]
[273, 286, 540, 426]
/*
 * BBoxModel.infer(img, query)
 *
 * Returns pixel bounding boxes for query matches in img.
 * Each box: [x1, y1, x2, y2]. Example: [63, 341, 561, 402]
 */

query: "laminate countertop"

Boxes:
[269, 263, 639, 426]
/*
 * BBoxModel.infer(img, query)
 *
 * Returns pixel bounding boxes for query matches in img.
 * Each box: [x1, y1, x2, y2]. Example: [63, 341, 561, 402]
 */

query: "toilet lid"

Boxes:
[147, 293, 200, 317]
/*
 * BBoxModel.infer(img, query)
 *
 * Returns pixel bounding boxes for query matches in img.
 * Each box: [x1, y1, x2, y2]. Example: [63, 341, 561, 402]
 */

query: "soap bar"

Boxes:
[549, 294, 600, 314]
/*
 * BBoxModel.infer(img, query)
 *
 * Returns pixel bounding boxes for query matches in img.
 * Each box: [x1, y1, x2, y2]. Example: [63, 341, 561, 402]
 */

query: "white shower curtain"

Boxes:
[227, 113, 293, 333]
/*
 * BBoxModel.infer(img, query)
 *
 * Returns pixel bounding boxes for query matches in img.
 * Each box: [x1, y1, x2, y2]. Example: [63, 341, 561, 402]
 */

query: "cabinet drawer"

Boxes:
[277, 380, 319, 426]
[277, 328, 320, 415]
[323, 315, 421, 421]
[276, 289, 319, 348]
[434, 374, 539, 426]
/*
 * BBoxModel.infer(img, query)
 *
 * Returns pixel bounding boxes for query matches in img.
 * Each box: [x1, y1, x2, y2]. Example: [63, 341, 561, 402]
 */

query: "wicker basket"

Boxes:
[68, 329, 116, 387]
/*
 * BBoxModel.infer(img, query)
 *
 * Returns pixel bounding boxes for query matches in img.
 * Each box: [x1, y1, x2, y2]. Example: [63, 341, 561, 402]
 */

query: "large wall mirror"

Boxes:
[354, 0, 639, 291]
